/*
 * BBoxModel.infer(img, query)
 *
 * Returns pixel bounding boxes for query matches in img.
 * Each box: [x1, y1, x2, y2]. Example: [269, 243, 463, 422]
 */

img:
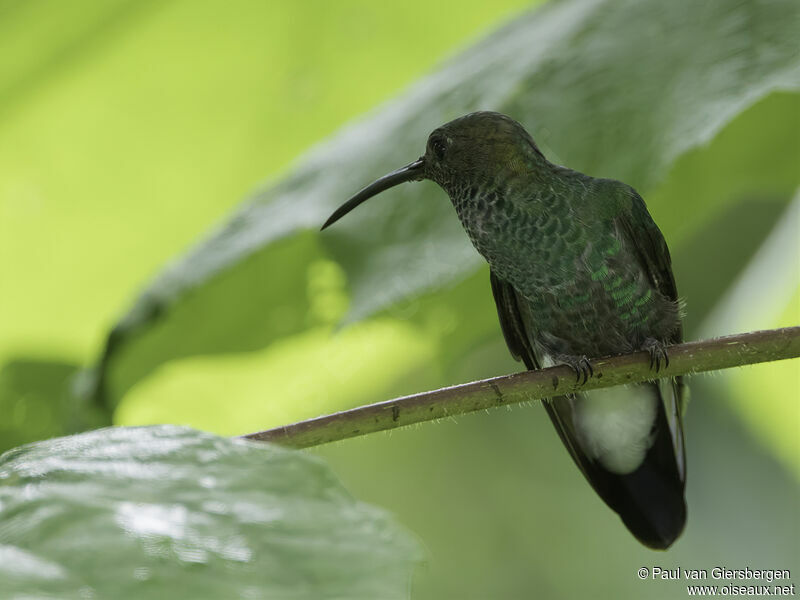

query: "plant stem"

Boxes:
[241, 326, 800, 449]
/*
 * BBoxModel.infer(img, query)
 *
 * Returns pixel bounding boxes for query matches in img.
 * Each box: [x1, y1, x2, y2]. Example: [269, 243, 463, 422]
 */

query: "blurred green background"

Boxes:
[1, 0, 798, 597]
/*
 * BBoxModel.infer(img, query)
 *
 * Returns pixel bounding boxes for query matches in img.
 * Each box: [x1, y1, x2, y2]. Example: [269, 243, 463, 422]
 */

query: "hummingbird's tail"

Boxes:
[543, 377, 687, 549]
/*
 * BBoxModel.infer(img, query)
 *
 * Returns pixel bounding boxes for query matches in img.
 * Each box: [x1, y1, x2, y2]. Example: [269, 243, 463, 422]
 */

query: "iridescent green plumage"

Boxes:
[429, 114, 681, 362]
[323, 111, 687, 549]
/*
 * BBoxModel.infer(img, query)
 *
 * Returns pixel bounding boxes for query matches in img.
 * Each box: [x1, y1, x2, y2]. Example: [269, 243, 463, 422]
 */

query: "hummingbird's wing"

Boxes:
[615, 191, 681, 341]
[616, 189, 689, 443]
[490, 270, 540, 370]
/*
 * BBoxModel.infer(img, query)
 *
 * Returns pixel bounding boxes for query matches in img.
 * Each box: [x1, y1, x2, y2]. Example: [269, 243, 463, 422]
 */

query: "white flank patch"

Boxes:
[572, 385, 658, 474]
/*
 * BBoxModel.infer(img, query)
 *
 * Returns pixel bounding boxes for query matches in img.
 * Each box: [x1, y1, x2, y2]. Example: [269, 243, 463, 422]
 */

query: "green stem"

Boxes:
[241, 326, 800, 449]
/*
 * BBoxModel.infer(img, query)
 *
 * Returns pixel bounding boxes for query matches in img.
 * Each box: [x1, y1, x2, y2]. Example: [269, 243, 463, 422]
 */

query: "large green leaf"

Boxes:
[0, 0, 530, 446]
[0, 426, 420, 598]
[90, 0, 800, 411]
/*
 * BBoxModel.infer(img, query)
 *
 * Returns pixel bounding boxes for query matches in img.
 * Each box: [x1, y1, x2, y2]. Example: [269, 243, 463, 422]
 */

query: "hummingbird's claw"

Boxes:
[559, 355, 594, 386]
[643, 338, 670, 374]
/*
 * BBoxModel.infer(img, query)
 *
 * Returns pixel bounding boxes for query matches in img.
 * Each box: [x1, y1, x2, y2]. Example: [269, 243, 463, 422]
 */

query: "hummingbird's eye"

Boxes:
[430, 138, 447, 161]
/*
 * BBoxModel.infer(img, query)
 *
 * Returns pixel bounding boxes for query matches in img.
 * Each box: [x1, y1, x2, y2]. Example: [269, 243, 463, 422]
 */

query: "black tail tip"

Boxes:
[622, 497, 687, 550]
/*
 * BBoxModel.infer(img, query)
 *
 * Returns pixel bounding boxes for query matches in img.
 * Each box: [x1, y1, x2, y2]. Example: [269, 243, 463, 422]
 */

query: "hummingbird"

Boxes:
[322, 111, 687, 549]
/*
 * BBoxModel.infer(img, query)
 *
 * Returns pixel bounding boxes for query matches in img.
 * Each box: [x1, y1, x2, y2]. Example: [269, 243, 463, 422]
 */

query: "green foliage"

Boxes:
[1, 0, 798, 596]
[0, 426, 420, 599]
[85, 0, 799, 476]
[0, 0, 529, 451]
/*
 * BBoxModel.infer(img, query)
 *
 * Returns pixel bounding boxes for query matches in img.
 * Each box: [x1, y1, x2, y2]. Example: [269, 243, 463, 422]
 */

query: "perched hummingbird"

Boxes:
[322, 111, 687, 549]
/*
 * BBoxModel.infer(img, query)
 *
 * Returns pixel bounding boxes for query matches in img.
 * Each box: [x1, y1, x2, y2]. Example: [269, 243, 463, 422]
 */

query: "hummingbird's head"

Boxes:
[321, 111, 547, 230]
[423, 111, 547, 194]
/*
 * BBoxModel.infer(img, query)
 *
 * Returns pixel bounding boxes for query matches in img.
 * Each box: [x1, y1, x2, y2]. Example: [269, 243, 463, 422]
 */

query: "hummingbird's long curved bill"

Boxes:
[321, 157, 425, 230]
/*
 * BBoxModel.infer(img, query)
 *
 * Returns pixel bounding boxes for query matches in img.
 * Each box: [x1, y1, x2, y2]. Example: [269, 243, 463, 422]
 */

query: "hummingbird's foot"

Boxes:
[557, 354, 594, 385]
[642, 338, 670, 373]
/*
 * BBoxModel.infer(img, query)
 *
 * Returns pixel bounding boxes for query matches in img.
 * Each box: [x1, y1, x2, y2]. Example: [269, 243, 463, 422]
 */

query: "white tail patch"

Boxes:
[572, 384, 658, 474]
